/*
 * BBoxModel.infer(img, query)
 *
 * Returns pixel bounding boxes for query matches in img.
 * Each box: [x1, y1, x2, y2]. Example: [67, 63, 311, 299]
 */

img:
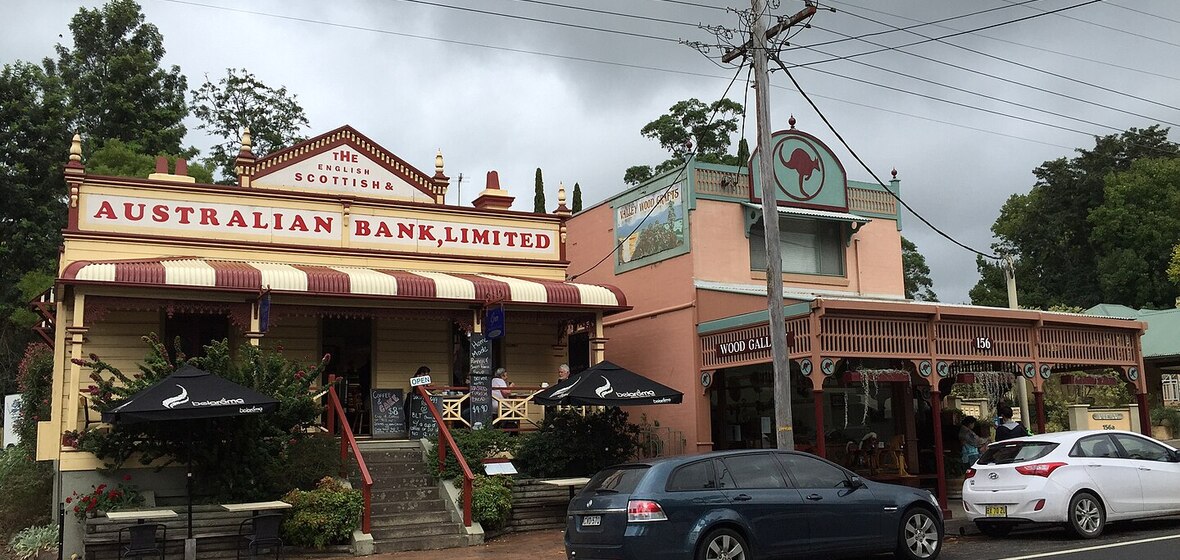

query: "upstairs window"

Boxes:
[750, 217, 845, 276]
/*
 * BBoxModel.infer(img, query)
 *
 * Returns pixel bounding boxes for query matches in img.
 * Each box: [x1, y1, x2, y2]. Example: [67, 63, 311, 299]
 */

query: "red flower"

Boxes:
[73, 506, 79, 513]
[96, 484, 107, 492]
[123, 474, 132, 481]
[294, 371, 305, 380]
[65, 497, 72, 504]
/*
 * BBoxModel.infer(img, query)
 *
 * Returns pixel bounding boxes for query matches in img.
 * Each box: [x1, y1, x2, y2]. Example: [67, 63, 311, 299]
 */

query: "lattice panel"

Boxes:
[936, 321, 1031, 359]
[694, 168, 746, 198]
[821, 316, 928, 357]
[1039, 327, 1138, 364]
[848, 187, 897, 215]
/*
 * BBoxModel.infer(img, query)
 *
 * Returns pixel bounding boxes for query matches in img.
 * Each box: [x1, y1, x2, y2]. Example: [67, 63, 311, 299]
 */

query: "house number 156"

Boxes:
[975, 337, 993, 350]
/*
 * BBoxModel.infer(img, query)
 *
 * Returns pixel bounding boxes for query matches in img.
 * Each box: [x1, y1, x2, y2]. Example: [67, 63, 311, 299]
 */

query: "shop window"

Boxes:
[163, 313, 230, 360]
[749, 217, 845, 276]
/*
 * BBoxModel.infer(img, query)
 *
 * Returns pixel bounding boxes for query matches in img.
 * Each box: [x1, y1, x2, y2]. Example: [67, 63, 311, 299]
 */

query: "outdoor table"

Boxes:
[541, 477, 592, 500]
[105, 508, 178, 524]
[221, 500, 293, 517]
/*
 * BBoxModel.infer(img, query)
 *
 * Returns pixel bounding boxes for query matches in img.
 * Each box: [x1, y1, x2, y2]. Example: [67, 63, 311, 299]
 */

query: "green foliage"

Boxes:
[464, 475, 513, 530]
[7, 524, 58, 560]
[1042, 374, 1133, 433]
[66, 477, 144, 521]
[534, 168, 546, 213]
[55, 0, 189, 155]
[14, 343, 54, 454]
[190, 68, 309, 182]
[281, 477, 362, 549]
[271, 436, 343, 492]
[515, 409, 641, 478]
[435, 428, 518, 482]
[0, 448, 53, 542]
[971, 126, 1180, 309]
[86, 138, 214, 183]
[73, 335, 328, 501]
[625, 97, 745, 184]
[572, 182, 583, 213]
[1150, 406, 1180, 428]
[1090, 157, 1180, 308]
[902, 236, 938, 302]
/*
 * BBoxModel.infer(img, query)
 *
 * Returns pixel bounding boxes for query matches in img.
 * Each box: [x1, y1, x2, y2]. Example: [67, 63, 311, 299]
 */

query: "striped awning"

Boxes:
[61, 258, 626, 309]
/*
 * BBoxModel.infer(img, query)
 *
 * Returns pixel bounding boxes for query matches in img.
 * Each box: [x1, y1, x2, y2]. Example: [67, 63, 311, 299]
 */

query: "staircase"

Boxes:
[358, 440, 482, 553]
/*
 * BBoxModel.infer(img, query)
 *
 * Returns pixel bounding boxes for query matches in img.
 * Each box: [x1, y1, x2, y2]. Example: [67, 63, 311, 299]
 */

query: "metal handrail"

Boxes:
[417, 385, 474, 527]
[326, 375, 373, 534]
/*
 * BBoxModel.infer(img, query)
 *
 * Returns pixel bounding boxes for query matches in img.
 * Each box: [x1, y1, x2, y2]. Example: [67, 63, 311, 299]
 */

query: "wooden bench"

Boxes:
[83, 505, 253, 560]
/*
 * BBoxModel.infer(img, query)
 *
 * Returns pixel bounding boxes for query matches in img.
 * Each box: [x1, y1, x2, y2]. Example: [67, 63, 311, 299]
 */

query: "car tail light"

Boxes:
[1015, 462, 1067, 477]
[627, 500, 667, 522]
[964, 468, 976, 479]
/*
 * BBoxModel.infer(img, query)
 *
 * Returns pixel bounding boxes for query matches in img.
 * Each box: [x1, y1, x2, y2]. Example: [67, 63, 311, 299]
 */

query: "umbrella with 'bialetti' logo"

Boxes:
[100, 364, 279, 542]
[531, 360, 682, 406]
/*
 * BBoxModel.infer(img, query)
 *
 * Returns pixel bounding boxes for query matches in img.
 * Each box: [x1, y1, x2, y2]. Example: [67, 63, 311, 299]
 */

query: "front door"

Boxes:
[322, 318, 373, 435]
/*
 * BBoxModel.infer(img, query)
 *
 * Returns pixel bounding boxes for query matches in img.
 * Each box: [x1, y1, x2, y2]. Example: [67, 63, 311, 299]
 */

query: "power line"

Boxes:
[506, 0, 703, 28]
[997, 0, 1180, 49]
[569, 63, 749, 281]
[392, 0, 682, 43]
[769, 52, 1001, 261]
[1105, 1, 1180, 26]
[800, 0, 1041, 51]
[819, 0, 1180, 84]
[792, 1, 1104, 69]
[650, 0, 730, 11]
[816, 4, 1180, 118]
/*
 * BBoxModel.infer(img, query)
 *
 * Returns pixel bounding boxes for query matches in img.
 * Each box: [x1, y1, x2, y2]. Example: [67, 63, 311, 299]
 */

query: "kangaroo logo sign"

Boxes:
[750, 125, 849, 212]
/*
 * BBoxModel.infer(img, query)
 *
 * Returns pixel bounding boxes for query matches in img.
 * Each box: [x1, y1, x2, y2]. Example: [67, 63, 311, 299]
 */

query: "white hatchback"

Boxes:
[962, 430, 1180, 538]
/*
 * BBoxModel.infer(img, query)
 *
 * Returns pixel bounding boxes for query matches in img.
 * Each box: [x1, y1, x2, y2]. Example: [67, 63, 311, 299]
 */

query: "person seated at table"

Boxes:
[492, 368, 519, 430]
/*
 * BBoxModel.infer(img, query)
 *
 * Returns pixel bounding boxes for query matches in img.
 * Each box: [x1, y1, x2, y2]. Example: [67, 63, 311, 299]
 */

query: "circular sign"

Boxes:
[700, 370, 713, 388]
[1127, 367, 1140, 382]
[772, 136, 827, 202]
[1023, 363, 1036, 379]
[936, 361, 951, 378]
[820, 358, 836, 376]
[799, 359, 813, 376]
[1039, 365, 1052, 380]
[918, 361, 932, 378]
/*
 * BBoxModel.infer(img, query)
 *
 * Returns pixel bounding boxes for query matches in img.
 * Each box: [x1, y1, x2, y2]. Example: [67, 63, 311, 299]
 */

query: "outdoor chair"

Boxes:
[238, 513, 284, 559]
[117, 523, 165, 560]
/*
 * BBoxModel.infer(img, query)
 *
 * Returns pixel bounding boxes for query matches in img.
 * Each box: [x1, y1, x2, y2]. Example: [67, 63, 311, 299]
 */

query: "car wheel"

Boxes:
[975, 521, 1013, 538]
[896, 508, 942, 560]
[696, 528, 748, 560]
[1067, 492, 1105, 539]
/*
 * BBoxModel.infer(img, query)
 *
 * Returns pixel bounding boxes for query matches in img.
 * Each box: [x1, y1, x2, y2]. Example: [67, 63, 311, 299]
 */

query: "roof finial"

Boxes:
[240, 127, 252, 152]
[435, 149, 444, 175]
[891, 168, 898, 179]
[788, 115, 796, 129]
[69, 132, 82, 163]
[553, 181, 571, 216]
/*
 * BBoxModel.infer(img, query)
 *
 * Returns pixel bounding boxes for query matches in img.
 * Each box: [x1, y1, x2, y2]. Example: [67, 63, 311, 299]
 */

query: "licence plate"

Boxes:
[582, 515, 601, 527]
[985, 505, 1008, 517]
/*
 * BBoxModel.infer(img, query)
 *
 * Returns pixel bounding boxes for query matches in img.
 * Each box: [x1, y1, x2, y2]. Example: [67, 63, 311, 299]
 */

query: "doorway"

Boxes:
[322, 318, 373, 435]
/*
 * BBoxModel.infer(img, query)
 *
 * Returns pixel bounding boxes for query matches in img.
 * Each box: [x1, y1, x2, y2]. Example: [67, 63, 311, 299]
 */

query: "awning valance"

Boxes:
[61, 258, 626, 309]
[740, 202, 871, 237]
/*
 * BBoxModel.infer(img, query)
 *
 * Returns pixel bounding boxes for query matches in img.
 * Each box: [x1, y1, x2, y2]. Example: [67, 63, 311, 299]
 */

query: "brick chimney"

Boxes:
[472, 171, 515, 211]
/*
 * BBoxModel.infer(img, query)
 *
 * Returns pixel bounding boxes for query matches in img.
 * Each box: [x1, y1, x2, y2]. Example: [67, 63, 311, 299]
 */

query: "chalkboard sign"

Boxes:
[370, 388, 406, 438]
[467, 333, 494, 427]
[408, 392, 443, 440]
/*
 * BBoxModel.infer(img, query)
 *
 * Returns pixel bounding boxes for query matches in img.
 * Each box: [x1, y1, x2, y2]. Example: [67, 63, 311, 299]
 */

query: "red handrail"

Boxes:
[326, 375, 373, 534]
[417, 385, 474, 527]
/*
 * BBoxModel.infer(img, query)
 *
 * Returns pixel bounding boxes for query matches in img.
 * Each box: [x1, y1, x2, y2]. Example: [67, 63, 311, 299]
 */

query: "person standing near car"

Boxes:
[959, 416, 985, 465]
[994, 404, 1029, 441]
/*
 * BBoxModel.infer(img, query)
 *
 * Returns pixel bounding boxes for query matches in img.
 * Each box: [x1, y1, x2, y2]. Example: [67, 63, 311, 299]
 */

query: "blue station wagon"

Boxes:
[565, 450, 943, 560]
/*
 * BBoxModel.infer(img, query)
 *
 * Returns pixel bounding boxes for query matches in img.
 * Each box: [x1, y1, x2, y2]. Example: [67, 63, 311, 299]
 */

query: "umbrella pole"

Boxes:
[187, 427, 193, 540]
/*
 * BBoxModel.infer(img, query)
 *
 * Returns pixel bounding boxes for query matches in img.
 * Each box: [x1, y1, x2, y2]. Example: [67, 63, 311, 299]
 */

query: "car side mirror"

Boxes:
[1170, 449, 1180, 463]
[846, 475, 866, 488]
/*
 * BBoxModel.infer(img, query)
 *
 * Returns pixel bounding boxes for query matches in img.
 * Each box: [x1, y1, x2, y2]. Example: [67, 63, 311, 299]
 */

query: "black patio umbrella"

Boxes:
[101, 365, 279, 539]
[532, 360, 683, 406]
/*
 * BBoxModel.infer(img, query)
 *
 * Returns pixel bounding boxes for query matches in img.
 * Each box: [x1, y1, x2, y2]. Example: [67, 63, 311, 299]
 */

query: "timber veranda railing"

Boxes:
[417, 385, 474, 527]
[326, 374, 373, 534]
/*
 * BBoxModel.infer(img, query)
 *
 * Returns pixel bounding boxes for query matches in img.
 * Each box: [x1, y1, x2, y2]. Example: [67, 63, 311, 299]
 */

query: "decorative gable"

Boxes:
[246, 125, 445, 203]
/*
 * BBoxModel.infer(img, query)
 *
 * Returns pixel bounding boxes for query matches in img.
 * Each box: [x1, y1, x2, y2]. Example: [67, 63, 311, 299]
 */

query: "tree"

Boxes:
[55, 0, 189, 155]
[572, 182, 583, 213]
[623, 98, 745, 185]
[190, 68, 309, 182]
[970, 126, 1179, 309]
[1090, 157, 1180, 308]
[533, 168, 545, 213]
[901, 236, 938, 301]
[87, 138, 214, 183]
[0, 61, 72, 394]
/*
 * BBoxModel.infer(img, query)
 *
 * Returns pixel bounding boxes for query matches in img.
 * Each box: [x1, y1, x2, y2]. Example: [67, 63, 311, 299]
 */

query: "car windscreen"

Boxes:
[583, 466, 650, 495]
[976, 441, 1059, 465]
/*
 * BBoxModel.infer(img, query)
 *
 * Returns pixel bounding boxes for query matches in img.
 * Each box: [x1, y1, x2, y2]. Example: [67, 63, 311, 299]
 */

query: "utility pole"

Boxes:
[1002, 255, 1032, 430]
[725, 1, 816, 450]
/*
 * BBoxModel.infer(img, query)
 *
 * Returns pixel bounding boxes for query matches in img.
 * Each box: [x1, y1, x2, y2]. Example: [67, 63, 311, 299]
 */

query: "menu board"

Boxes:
[408, 392, 443, 440]
[467, 333, 494, 427]
[370, 388, 405, 438]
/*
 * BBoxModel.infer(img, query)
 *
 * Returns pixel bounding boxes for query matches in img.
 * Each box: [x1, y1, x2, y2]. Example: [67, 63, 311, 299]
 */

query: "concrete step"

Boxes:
[371, 474, 435, 489]
[374, 532, 479, 553]
[367, 461, 433, 475]
[371, 519, 462, 537]
[371, 510, 454, 528]
[371, 498, 447, 515]
[370, 486, 443, 502]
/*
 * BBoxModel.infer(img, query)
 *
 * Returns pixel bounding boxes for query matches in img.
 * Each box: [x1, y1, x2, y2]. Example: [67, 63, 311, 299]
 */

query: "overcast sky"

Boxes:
[3, 0, 1178, 303]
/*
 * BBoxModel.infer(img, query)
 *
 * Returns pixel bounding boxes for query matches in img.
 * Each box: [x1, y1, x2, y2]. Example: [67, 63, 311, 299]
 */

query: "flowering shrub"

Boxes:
[71, 334, 330, 501]
[281, 477, 362, 549]
[14, 343, 54, 455]
[66, 476, 143, 521]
